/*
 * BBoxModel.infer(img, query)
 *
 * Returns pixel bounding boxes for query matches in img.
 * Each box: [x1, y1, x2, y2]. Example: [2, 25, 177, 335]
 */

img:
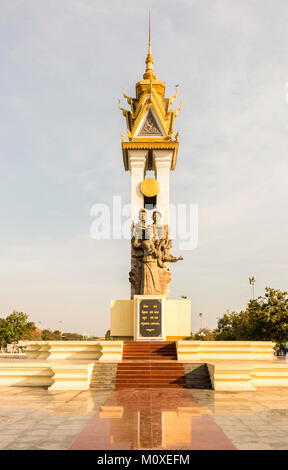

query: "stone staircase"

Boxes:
[122, 341, 178, 361]
[115, 362, 186, 389]
[183, 363, 212, 389]
[89, 362, 118, 390]
[89, 345, 212, 391]
[115, 341, 186, 389]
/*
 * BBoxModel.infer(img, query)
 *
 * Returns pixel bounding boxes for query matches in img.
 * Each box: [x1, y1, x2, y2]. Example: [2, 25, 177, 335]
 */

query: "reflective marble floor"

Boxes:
[0, 387, 288, 450]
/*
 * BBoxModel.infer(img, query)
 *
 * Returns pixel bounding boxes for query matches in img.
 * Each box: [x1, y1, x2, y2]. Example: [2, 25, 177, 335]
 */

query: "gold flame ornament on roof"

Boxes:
[118, 22, 182, 143]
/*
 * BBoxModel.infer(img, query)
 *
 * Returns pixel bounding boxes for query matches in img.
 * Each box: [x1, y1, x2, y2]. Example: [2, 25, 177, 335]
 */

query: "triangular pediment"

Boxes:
[138, 110, 162, 136]
[134, 107, 166, 138]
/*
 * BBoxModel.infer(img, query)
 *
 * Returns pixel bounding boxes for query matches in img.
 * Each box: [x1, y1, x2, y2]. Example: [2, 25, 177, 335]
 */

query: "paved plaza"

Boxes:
[0, 386, 287, 450]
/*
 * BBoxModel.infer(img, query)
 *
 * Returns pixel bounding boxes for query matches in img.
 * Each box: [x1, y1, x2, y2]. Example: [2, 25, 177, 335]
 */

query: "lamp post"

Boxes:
[249, 276, 256, 300]
[199, 313, 203, 330]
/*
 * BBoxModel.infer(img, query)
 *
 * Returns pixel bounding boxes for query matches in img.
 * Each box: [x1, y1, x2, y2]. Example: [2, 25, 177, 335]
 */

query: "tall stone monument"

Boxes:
[110, 27, 191, 341]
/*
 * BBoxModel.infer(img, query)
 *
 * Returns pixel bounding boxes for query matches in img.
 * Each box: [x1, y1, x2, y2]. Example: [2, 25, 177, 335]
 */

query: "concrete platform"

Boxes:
[0, 341, 287, 391]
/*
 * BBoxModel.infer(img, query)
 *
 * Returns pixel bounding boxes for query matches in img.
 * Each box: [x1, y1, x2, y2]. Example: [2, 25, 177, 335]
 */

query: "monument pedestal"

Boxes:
[110, 296, 191, 341]
[134, 295, 165, 340]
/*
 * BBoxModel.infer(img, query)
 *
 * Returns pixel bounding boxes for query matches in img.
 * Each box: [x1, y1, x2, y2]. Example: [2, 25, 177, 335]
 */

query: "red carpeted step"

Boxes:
[122, 341, 178, 363]
[115, 341, 186, 389]
[115, 384, 186, 389]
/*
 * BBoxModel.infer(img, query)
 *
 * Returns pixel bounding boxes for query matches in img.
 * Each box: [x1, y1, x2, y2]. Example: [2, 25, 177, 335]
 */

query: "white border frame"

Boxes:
[134, 106, 166, 138]
[135, 295, 166, 341]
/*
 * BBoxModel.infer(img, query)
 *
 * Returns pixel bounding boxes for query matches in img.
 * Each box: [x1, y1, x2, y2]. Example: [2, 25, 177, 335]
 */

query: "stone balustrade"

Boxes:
[177, 341, 275, 361]
[0, 362, 53, 387]
[24, 341, 123, 362]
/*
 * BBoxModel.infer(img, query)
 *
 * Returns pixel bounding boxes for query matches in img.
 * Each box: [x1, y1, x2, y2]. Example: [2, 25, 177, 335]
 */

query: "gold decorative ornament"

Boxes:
[118, 14, 182, 171]
[140, 178, 159, 197]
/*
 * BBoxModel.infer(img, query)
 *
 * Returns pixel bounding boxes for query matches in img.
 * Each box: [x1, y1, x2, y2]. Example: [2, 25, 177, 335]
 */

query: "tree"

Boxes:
[5, 311, 31, 341]
[214, 288, 288, 344]
[0, 311, 34, 346]
[246, 288, 288, 343]
[0, 311, 97, 345]
[192, 328, 216, 341]
[214, 311, 249, 340]
[62, 332, 84, 341]
[42, 329, 62, 341]
[21, 326, 42, 341]
[0, 318, 9, 347]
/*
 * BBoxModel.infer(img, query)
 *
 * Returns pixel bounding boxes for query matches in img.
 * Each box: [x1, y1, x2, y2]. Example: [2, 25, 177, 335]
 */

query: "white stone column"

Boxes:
[154, 150, 173, 298]
[128, 150, 147, 225]
[154, 150, 173, 226]
[128, 150, 147, 299]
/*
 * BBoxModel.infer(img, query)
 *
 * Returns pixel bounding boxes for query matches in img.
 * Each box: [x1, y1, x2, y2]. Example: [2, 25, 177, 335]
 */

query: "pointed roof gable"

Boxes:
[119, 18, 181, 171]
[136, 108, 166, 138]
[118, 23, 182, 142]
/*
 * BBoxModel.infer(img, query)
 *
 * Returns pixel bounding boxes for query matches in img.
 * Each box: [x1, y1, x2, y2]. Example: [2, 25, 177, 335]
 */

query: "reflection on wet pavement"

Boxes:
[1, 387, 288, 449]
[70, 389, 235, 450]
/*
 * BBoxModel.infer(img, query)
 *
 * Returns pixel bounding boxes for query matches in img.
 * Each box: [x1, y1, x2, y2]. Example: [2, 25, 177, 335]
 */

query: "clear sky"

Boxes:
[1, 0, 288, 335]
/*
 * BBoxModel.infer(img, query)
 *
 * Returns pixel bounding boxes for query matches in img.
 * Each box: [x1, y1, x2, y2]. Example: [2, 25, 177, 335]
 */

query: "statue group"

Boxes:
[129, 209, 183, 297]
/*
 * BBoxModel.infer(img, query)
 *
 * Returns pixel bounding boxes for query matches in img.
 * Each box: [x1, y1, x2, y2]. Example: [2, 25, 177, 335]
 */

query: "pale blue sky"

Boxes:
[0, 0, 287, 335]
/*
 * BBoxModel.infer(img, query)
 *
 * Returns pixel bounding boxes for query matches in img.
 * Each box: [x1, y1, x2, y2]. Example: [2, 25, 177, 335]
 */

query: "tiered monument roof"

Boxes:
[119, 23, 182, 171]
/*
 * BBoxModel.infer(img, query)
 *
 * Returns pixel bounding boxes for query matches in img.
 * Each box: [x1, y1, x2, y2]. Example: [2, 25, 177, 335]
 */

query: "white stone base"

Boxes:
[110, 297, 191, 340]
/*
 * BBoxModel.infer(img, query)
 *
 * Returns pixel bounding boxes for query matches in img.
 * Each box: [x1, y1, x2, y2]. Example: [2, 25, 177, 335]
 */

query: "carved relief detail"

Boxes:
[138, 110, 162, 136]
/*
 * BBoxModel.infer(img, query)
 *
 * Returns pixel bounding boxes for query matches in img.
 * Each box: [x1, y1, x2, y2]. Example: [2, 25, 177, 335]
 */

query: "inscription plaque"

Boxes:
[139, 299, 162, 338]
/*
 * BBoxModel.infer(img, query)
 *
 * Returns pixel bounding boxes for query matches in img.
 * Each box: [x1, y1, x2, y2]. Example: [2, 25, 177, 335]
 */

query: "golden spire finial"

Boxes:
[143, 12, 156, 80]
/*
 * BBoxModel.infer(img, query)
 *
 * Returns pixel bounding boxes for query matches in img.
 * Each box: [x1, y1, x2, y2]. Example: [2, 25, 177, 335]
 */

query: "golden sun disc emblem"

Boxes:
[140, 178, 159, 197]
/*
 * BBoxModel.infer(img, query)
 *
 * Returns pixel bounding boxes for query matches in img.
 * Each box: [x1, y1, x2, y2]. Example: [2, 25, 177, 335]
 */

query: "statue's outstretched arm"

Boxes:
[163, 255, 183, 263]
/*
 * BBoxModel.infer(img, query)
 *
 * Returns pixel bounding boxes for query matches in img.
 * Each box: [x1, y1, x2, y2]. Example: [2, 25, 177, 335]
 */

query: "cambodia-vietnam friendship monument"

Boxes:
[110, 32, 191, 341]
[0, 23, 280, 397]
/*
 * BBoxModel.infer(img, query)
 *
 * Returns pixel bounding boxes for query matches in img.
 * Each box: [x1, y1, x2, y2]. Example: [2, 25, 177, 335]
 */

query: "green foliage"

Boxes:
[3, 286, 286, 346]
[21, 326, 42, 341]
[192, 328, 216, 341]
[62, 332, 84, 341]
[246, 288, 288, 343]
[41, 329, 62, 341]
[0, 318, 10, 347]
[214, 311, 249, 340]
[0, 311, 37, 346]
[0, 310, 97, 346]
[215, 288, 288, 343]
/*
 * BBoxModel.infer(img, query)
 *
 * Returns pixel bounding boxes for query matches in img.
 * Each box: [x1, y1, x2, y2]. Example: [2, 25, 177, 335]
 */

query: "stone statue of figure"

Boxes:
[129, 209, 183, 297]
[139, 225, 162, 295]
[152, 210, 165, 240]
